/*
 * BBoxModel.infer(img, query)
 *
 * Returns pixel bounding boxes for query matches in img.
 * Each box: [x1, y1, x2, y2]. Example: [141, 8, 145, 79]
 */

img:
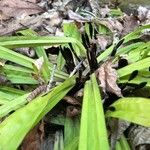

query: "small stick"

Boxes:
[69, 60, 83, 77]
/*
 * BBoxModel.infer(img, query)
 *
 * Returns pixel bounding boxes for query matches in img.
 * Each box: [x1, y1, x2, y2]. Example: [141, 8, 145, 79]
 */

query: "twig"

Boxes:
[69, 60, 83, 77]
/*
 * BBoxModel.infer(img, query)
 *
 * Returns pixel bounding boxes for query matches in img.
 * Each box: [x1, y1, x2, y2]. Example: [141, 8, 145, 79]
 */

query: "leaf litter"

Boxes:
[0, 0, 150, 149]
[96, 58, 123, 97]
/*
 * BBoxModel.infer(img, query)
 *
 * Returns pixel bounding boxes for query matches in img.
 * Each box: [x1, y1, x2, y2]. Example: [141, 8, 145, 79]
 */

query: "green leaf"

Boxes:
[118, 57, 150, 77]
[97, 44, 114, 62]
[64, 117, 80, 150]
[0, 76, 75, 149]
[6, 74, 39, 84]
[116, 135, 131, 150]
[116, 42, 144, 55]
[18, 29, 50, 81]
[0, 36, 86, 57]
[53, 131, 64, 150]
[119, 75, 150, 87]
[0, 46, 34, 69]
[123, 24, 150, 43]
[79, 74, 109, 150]
[0, 93, 29, 118]
[106, 97, 150, 127]
[0, 86, 26, 104]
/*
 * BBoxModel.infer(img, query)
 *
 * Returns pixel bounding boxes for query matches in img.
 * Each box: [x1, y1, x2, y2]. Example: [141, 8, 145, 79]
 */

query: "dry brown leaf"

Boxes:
[121, 15, 139, 37]
[96, 35, 112, 50]
[96, 58, 123, 97]
[99, 5, 110, 18]
[63, 96, 81, 105]
[66, 106, 81, 117]
[21, 122, 45, 150]
[0, 15, 44, 35]
[0, 0, 44, 20]
[100, 19, 123, 33]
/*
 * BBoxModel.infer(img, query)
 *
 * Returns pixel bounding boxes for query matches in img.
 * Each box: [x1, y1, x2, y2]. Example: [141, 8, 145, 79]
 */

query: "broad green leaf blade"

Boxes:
[97, 44, 114, 63]
[116, 42, 144, 55]
[79, 74, 109, 150]
[6, 74, 39, 84]
[64, 117, 80, 150]
[63, 22, 82, 56]
[0, 36, 86, 57]
[18, 29, 50, 81]
[0, 76, 75, 149]
[65, 137, 78, 150]
[57, 51, 65, 71]
[115, 135, 131, 150]
[119, 75, 150, 87]
[0, 46, 34, 69]
[106, 97, 150, 127]
[0, 93, 29, 118]
[118, 57, 150, 77]
[123, 24, 150, 42]
[119, 136, 131, 150]
[0, 86, 26, 104]
[97, 25, 150, 63]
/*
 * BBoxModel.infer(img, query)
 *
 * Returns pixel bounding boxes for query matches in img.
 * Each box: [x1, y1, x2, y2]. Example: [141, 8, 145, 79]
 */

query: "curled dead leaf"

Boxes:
[96, 58, 123, 97]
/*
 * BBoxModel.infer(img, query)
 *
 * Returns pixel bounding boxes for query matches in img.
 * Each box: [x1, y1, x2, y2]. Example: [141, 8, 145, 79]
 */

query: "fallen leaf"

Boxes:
[63, 96, 81, 105]
[121, 15, 139, 37]
[0, 0, 44, 20]
[67, 10, 90, 22]
[108, 118, 130, 150]
[100, 19, 123, 33]
[66, 106, 81, 117]
[99, 5, 110, 18]
[88, 0, 101, 16]
[138, 6, 150, 21]
[15, 48, 35, 57]
[128, 125, 150, 149]
[96, 34, 112, 50]
[74, 88, 83, 98]
[0, 15, 44, 35]
[21, 122, 45, 150]
[96, 58, 123, 97]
